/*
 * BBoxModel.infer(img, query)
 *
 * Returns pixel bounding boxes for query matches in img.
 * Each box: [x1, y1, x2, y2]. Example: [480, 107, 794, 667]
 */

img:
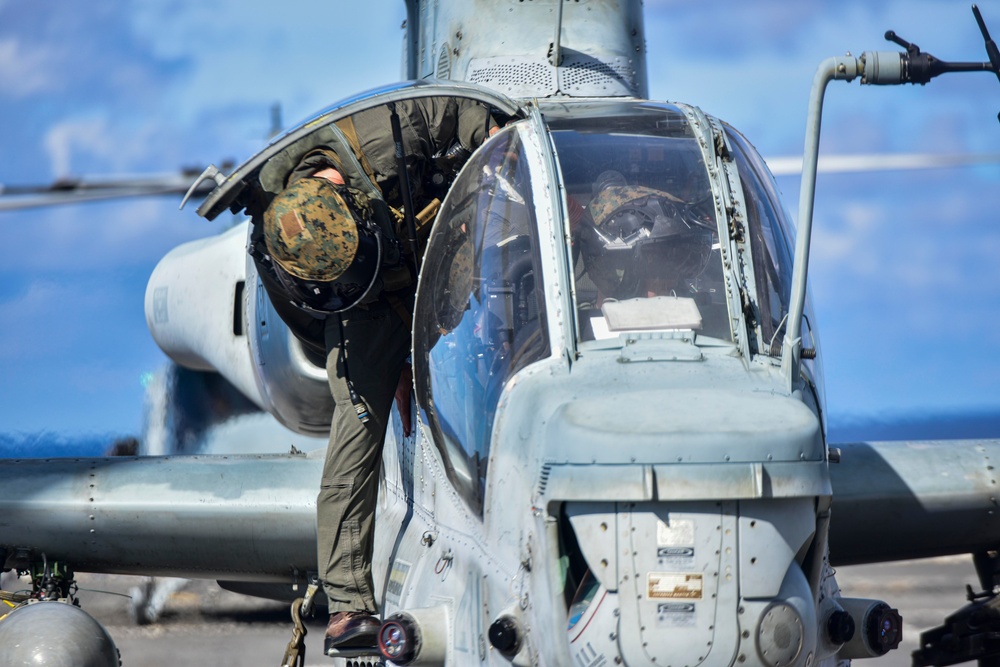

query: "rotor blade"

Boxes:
[0, 168, 226, 212]
[765, 151, 1000, 176]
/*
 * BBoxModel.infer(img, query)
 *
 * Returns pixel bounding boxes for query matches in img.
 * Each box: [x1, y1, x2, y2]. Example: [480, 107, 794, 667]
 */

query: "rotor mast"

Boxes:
[403, 0, 648, 99]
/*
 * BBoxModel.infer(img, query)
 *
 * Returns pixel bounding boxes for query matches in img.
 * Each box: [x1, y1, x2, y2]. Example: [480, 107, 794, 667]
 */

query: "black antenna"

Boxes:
[884, 5, 1000, 121]
[973, 4, 1000, 85]
[972, 3, 1000, 124]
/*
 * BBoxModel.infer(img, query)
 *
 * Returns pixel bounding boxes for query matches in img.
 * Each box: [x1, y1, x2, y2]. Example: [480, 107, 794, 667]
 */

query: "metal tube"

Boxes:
[550, 0, 564, 67]
[387, 101, 422, 269]
[783, 56, 859, 392]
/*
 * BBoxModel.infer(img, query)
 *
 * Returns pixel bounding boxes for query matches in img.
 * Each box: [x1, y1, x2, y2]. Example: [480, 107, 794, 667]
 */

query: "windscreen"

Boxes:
[413, 126, 549, 514]
[725, 126, 796, 356]
[546, 105, 731, 343]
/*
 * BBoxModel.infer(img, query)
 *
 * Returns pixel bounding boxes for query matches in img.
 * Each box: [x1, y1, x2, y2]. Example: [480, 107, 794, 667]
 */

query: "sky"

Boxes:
[0, 0, 998, 444]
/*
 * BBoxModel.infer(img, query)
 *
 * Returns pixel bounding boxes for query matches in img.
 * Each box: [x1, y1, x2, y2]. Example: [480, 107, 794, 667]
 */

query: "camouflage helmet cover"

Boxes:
[264, 177, 369, 282]
[588, 184, 682, 229]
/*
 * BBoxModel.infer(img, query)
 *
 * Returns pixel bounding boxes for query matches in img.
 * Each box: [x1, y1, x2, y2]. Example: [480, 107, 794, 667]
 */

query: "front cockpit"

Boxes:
[414, 124, 551, 512]
[413, 100, 818, 516]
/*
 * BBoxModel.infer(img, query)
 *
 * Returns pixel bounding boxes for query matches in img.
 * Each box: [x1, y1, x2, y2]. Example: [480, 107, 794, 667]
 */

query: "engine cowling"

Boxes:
[144, 221, 334, 436]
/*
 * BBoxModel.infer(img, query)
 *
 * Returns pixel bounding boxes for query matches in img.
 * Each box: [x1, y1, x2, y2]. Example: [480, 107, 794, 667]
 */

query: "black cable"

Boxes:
[338, 313, 370, 423]
[387, 102, 421, 271]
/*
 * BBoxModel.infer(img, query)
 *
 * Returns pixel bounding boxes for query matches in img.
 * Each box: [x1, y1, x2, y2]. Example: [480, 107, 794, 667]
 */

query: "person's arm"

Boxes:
[453, 97, 499, 150]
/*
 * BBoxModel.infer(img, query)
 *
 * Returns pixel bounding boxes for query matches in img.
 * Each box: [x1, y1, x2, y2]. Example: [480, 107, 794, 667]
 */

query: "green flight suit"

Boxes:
[318, 295, 411, 614]
[348, 95, 496, 210]
[315, 96, 495, 613]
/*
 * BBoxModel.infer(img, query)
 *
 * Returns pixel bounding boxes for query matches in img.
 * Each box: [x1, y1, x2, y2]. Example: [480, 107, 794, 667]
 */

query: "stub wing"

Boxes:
[0, 440, 998, 578]
[0, 453, 321, 582]
[828, 439, 1000, 565]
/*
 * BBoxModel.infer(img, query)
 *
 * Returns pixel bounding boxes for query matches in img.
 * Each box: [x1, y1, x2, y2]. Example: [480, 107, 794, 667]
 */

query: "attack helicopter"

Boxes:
[2, 2, 1000, 666]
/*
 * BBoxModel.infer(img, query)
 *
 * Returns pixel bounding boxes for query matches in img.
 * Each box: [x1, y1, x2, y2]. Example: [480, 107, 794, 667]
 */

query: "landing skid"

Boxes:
[324, 641, 383, 666]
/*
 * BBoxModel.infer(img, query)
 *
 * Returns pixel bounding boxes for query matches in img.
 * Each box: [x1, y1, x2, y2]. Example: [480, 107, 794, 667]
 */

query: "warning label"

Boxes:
[656, 602, 696, 627]
[385, 560, 411, 606]
[647, 572, 703, 600]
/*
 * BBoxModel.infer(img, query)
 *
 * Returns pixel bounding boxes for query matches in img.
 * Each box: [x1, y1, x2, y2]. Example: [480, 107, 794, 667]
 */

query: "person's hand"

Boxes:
[394, 363, 414, 436]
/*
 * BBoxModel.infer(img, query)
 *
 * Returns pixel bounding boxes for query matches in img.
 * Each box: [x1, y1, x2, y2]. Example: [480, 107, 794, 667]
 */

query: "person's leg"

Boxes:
[316, 304, 409, 619]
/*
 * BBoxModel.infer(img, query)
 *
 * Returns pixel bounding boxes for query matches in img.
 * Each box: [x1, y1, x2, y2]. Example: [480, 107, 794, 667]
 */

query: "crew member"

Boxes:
[259, 96, 498, 649]
[578, 172, 715, 301]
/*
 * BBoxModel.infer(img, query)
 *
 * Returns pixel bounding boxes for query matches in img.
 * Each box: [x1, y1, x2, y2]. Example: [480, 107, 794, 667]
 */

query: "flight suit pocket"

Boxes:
[343, 519, 373, 600]
[320, 476, 354, 499]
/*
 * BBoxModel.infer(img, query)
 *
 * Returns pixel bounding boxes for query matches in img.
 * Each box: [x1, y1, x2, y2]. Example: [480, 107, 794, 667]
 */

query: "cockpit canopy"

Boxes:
[414, 125, 549, 512]
[413, 99, 803, 515]
[195, 83, 804, 516]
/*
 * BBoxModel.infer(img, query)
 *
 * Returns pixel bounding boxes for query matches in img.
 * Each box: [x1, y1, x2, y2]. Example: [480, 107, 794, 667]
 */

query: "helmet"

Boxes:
[579, 184, 714, 299]
[264, 177, 384, 313]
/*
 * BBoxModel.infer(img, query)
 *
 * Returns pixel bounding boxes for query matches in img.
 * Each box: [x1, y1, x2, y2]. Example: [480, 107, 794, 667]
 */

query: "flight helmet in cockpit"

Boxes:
[578, 175, 715, 300]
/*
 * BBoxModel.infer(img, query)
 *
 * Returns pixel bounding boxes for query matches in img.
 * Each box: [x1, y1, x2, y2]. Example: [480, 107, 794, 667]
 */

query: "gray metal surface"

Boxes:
[784, 56, 859, 392]
[829, 439, 1000, 565]
[0, 454, 322, 581]
[0, 601, 119, 667]
[416, 0, 647, 99]
[245, 254, 335, 436]
[2, 439, 996, 583]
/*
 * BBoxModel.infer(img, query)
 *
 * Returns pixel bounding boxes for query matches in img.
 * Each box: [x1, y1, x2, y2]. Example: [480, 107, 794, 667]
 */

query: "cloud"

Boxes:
[0, 6, 165, 105]
[0, 278, 111, 362]
[0, 37, 66, 98]
[44, 117, 117, 177]
[0, 266, 169, 433]
[0, 280, 62, 342]
[42, 113, 182, 177]
[803, 154, 1000, 406]
[645, 1, 999, 157]
[811, 201, 882, 269]
[644, 0, 824, 58]
[0, 197, 224, 274]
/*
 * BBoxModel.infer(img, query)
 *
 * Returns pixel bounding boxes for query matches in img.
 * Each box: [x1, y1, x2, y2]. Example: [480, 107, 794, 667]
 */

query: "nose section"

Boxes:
[623, 501, 742, 667]
[620, 502, 738, 667]
[560, 500, 740, 666]
[560, 499, 822, 667]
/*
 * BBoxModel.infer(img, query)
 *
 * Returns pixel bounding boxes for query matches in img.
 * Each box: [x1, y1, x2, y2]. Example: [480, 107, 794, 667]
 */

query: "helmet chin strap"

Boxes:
[332, 228, 384, 313]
